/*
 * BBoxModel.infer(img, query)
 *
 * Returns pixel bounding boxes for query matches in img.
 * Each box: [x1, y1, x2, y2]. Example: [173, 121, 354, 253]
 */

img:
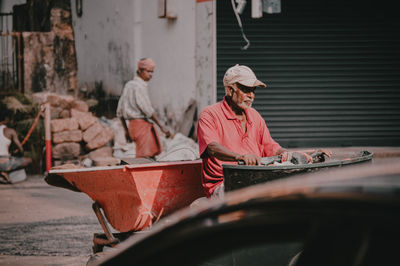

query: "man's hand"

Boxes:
[11, 148, 23, 156]
[236, 154, 261, 165]
[150, 114, 174, 139]
[120, 118, 132, 143]
[161, 126, 173, 139]
[301, 148, 332, 158]
[316, 148, 332, 158]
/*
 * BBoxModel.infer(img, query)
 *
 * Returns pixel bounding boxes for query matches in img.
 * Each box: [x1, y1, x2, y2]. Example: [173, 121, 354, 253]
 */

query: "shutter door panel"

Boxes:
[217, 0, 400, 147]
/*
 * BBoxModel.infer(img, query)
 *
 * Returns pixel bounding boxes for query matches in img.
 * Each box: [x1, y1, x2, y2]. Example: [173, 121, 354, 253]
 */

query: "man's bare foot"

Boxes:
[0, 171, 12, 184]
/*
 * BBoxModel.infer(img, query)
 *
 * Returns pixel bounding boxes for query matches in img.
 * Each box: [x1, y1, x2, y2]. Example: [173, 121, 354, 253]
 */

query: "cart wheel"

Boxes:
[92, 243, 104, 254]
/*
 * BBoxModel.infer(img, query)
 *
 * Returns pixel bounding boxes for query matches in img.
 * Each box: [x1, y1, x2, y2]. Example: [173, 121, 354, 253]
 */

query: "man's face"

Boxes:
[138, 67, 155, 81]
[230, 83, 256, 110]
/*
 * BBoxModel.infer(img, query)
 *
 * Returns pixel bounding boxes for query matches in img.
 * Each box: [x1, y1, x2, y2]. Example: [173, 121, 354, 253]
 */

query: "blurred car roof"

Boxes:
[94, 159, 400, 266]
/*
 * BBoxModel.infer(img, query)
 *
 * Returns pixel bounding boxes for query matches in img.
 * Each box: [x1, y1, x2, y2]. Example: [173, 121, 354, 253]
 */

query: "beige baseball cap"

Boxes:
[223, 64, 266, 88]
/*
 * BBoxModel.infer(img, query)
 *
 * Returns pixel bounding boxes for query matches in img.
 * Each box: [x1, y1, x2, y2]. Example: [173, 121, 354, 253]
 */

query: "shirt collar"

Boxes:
[221, 96, 252, 124]
[134, 75, 148, 87]
[221, 96, 236, 120]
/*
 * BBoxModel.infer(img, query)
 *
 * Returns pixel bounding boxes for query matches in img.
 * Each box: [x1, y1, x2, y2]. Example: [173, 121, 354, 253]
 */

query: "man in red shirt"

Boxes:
[197, 64, 298, 198]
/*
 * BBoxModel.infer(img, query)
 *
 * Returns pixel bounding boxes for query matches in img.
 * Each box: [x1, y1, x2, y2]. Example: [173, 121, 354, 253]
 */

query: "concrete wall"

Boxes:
[71, 0, 200, 124]
[196, 0, 216, 113]
[140, 0, 197, 123]
[70, 0, 136, 96]
[0, 0, 26, 13]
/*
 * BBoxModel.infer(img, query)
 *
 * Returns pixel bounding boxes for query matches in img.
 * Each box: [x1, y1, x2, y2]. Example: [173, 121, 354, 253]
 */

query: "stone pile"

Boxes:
[32, 92, 118, 168]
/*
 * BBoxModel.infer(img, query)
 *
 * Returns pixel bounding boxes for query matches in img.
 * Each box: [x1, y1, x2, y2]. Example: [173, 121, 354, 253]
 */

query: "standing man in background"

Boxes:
[116, 58, 172, 159]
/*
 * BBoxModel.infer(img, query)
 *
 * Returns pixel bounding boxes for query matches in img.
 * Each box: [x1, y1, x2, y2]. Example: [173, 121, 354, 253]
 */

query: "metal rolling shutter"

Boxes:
[217, 0, 400, 147]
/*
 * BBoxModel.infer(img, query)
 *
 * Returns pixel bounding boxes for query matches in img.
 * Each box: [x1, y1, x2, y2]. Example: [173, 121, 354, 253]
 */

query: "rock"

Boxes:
[52, 130, 82, 144]
[88, 146, 113, 160]
[81, 158, 93, 167]
[59, 109, 70, 118]
[47, 94, 74, 109]
[92, 157, 120, 166]
[71, 100, 89, 112]
[82, 122, 103, 143]
[31, 92, 50, 105]
[50, 106, 63, 119]
[86, 99, 98, 108]
[50, 117, 79, 133]
[86, 126, 114, 150]
[71, 109, 97, 130]
[52, 142, 81, 159]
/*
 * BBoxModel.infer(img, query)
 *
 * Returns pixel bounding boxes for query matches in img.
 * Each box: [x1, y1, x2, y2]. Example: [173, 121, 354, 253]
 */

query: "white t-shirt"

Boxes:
[0, 125, 11, 157]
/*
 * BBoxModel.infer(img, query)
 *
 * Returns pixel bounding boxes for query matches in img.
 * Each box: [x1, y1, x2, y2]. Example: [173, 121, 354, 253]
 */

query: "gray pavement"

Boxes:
[0, 175, 102, 266]
[0, 146, 399, 266]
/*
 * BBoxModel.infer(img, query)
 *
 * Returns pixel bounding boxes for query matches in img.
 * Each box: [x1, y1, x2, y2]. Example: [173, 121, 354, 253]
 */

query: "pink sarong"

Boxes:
[129, 119, 161, 158]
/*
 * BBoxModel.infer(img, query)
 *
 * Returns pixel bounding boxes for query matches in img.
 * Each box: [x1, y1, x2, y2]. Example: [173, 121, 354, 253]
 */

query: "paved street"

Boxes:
[0, 175, 102, 266]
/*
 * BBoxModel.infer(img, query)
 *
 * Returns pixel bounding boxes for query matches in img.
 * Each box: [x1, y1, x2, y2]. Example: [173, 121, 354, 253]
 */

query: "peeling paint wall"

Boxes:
[196, 0, 216, 113]
[0, 0, 27, 91]
[70, 0, 136, 96]
[70, 0, 199, 125]
[3, 1, 78, 95]
[0, 0, 26, 12]
[140, 0, 197, 126]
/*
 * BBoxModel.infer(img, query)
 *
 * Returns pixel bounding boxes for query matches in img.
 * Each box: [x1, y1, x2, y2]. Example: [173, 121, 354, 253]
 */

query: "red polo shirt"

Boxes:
[197, 97, 282, 197]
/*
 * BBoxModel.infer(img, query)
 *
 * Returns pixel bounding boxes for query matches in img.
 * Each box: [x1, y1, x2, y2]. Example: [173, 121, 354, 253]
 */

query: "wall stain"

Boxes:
[107, 41, 132, 86]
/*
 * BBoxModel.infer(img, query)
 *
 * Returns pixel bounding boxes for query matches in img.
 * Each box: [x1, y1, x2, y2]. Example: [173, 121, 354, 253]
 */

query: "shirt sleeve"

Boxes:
[116, 98, 123, 117]
[116, 87, 125, 117]
[197, 108, 220, 157]
[123, 84, 138, 119]
[135, 86, 155, 118]
[260, 119, 282, 157]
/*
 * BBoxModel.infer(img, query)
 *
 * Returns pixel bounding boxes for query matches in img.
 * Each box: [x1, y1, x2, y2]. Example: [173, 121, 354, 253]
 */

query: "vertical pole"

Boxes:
[17, 33, 22, 93]
[5, 17, 9, 90]
[2, 35, 5, 88]
[44, 103, 52, 173]
[12, 33, 15, 89]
